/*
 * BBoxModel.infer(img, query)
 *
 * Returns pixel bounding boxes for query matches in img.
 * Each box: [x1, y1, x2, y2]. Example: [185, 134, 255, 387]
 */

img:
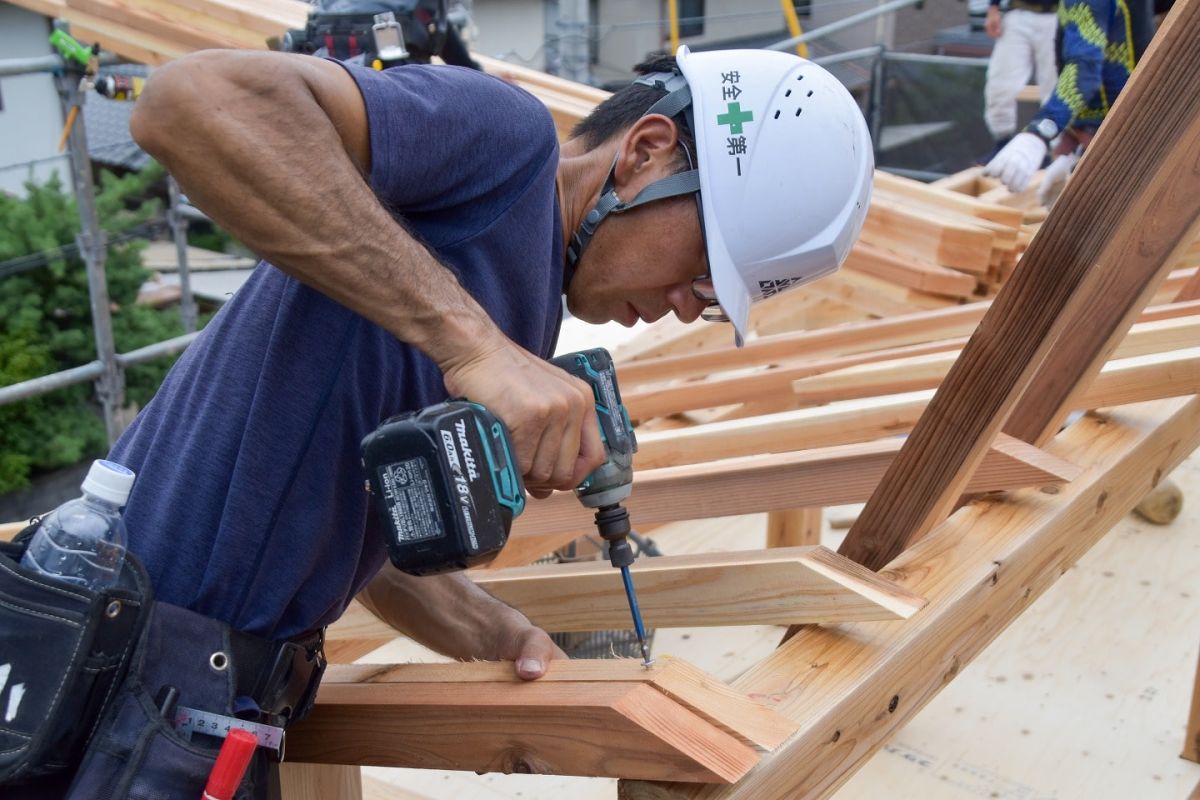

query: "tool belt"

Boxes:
[0, 520, 152, 785]
[0, 520, 326, 788]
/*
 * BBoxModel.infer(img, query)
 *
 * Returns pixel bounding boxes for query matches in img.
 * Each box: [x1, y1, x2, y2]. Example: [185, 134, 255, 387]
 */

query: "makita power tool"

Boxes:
[361, 348, 652, 664]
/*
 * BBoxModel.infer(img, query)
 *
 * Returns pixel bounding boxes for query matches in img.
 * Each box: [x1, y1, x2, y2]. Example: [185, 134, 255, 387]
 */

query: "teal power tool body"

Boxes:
[361, 348, 652, 665]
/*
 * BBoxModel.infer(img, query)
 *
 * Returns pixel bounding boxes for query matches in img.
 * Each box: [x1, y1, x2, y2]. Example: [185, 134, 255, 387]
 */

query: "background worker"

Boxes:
[983, 0, 1141, 203]
[982, 0, 1059, 160]
[37, 47, 871, 798]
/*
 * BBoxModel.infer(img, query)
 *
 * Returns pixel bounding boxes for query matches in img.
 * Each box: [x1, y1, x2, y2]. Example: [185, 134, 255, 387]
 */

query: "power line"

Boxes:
[0, 219, 168, 280]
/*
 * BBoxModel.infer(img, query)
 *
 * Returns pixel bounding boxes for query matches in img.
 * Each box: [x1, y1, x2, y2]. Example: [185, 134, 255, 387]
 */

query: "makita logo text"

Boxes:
[455, 420, 479, 481]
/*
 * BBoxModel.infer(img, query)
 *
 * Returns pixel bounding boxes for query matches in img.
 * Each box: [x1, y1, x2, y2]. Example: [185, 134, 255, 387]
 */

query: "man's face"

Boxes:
[565, 172, 712, 328]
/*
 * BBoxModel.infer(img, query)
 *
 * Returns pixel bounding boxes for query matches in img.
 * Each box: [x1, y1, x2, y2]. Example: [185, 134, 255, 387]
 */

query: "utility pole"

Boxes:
[557, 0, 590, 85]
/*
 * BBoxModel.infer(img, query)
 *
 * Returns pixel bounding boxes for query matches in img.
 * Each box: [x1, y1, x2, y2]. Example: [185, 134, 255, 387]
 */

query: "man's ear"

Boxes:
[612, 114, 680, 194]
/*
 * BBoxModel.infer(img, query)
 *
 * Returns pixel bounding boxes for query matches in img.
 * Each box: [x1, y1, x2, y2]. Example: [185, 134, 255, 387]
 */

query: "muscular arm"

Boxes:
[132, 50, 603, 491]
[131, 50, 491, 369]
[357, 567, 565, 679]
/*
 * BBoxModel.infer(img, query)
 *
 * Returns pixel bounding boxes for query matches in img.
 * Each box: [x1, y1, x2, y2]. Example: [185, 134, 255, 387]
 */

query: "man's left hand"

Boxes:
[357, 567, 567, 681]
[490, 615, 569, 680]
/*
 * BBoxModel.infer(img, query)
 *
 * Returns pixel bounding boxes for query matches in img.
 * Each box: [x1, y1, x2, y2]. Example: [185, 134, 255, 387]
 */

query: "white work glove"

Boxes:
[1037, 151, 1079, 207]
[983, 132, 1048, 193]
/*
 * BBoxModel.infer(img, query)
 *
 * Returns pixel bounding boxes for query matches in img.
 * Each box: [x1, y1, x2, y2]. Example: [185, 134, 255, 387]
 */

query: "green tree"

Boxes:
[0, 165, 203, 493]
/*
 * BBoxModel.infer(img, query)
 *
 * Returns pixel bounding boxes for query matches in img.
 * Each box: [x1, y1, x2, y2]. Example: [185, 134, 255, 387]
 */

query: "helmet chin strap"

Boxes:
[564, 74, 699, 288]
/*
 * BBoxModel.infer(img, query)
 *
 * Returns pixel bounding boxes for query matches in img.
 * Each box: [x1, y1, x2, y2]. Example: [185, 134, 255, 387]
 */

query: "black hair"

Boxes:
[569, 54, 698, 171]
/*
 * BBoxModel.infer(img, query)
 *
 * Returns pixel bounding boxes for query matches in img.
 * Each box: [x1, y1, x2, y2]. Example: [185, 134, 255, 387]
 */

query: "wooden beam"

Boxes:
[843, 242, 979, 298]
[621, 396, 1200, 800]
[872, 170, 1025, 228]
[783, 317, 1199, 410]
[287, 659, 773, 782]
[1002, 219, 1200, 446]
[1184, 641, 1200, 762]
[766, 508, 822, 548]
[317, 658, 797, 752]
[469, 546, 926, 631]
[616, 302, 990, 388]
[325, 600, 400, 664]
[624, 337, 967, 421]
[839, 0, 1200, 570]
[278, 763, 362, 800]
[511, 434, 1080, 542]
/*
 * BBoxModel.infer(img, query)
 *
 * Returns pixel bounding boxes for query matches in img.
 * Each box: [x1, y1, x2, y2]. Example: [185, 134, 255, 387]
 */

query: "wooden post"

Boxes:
[838, 0, 1200, 571]
[278, 763, 362, 800]
[765, 509, 822, 548]
[1184, 642, 1200, 763]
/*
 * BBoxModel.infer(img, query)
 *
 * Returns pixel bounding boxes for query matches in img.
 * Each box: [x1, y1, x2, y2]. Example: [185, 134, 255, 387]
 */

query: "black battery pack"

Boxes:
[361, 400, 525, 575]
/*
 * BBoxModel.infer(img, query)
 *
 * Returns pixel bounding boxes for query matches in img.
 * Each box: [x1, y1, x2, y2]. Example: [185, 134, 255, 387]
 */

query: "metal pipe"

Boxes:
[0, 362, 104, 405]
[765, 0, 923, 49]
[813, 45, 884, 66]
[59, 70, 126, 444]
[0, 51, 118, 78]
[883, 51, 990, 67]
[116, 331, 202, 368]
[167, 176, 198, 333]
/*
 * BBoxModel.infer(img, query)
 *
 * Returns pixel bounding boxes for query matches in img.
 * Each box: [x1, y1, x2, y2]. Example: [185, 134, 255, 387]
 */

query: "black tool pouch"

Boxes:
[0, 520, 152, 786]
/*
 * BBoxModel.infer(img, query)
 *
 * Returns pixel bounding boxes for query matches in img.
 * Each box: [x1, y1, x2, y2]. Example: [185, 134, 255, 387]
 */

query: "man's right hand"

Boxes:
[441, 339, 605, 497]
[986, 6, 1002, 37]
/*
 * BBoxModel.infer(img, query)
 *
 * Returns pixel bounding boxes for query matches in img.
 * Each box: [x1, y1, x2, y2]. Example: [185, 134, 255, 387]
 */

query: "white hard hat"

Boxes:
[678, 46, 874, 344]
[565, 47, 873, 346]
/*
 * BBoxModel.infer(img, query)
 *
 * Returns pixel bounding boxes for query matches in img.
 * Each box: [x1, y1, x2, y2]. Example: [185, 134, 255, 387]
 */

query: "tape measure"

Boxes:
[173, 705, 285, 753]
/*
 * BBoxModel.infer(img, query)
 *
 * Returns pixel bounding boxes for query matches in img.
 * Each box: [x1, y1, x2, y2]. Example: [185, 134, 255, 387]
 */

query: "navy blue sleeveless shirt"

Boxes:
[110, 63, 564, 639]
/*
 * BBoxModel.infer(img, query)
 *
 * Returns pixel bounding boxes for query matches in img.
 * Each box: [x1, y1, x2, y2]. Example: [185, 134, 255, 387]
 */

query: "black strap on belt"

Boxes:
[229, 627, 327, 727]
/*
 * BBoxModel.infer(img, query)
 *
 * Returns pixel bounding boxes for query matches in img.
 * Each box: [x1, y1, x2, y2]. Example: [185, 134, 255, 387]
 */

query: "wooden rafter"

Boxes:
[839, 0, 1200, 570]
[288, 658, 794, 783]
[622, 397, 1200, 799]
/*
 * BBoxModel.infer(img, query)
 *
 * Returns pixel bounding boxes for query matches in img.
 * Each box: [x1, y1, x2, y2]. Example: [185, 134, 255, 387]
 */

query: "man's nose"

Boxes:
[667, 284, 707, 323]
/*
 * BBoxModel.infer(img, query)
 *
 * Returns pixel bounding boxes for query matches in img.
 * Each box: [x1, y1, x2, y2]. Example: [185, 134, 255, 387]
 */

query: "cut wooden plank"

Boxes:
[1003, 216, 1200, 446]
[873, 170, 1025, 227]
[319, 657, 798, 752]
[289, 659, 764, 783]
[1177, 264, 1200, 301]
[620, 396, 1200, 800]
[840, 1, 1200, 569]
[1082, 348, 1200, 408]
[1185, 642, 1200, 762]
[616, 302, 990, 388]
[635, 393, 931, 469]
[766, 508, 821, 548]
[512, 434, 1080, 542]
[860, 195, 995, 275]
[67, 0, 260, 51]
[784, 316, 1199, 408]
[278, 763, 362, 800]
[624, 337, 967, 421]
[470, 545, 926, 631]
[843, 242, 978, 298]
[325, 600, 400, 664]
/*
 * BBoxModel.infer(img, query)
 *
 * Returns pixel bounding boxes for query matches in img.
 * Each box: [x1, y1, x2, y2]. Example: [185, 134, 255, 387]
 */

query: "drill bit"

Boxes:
[620, 564, 653, 668]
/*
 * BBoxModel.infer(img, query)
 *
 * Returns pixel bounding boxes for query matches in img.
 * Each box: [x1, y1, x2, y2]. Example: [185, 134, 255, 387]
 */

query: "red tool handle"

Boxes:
[201, 728, 258, 800]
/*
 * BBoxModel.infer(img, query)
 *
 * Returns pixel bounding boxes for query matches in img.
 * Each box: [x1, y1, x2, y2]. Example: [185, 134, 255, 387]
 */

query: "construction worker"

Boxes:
[982, 0, 1059, 159]
[983, 0, 1139, 203]
[17, 47, 871, 797]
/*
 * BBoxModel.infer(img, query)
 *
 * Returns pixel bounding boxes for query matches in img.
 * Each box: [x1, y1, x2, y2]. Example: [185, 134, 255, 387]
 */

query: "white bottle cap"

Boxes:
[81, 459, 136, 506]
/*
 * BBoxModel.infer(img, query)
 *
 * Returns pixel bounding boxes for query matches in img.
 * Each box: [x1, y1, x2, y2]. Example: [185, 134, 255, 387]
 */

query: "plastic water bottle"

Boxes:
[20, 459, 136, 591]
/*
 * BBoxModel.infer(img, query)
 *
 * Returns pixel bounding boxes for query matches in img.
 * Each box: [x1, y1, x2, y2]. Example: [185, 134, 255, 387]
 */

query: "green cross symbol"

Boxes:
[716, 102, 754, 134]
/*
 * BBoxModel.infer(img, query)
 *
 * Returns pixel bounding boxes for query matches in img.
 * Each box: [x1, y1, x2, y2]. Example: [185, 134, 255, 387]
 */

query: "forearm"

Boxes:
[357, 566, 526, 661]
[131, 50, 495, 368]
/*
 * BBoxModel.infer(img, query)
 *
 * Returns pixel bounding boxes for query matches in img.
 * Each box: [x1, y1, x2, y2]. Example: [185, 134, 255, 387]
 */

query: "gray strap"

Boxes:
[620, 169, 700, 211]
[644, 86, 693, 120]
